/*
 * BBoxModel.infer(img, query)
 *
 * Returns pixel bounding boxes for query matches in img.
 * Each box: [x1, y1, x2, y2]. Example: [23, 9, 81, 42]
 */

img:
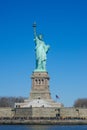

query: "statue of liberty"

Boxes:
[33, 22, 50, 72]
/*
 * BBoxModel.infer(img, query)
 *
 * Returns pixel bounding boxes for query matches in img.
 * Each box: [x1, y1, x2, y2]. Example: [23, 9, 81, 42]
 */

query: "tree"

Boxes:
[74, 98, 87, 108]
[0, 97, 25, 107]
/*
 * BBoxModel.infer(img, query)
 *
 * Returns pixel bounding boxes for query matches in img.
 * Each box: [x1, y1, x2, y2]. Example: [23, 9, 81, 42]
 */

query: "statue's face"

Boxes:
[38, 35, 43, 40]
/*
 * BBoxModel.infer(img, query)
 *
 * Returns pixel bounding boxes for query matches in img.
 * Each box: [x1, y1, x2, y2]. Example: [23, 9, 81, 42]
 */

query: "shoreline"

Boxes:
[0, 119, 87, 125]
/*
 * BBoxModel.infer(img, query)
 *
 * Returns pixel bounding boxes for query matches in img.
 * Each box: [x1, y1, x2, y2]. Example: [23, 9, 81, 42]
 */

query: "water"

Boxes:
[0, 125, 87, 130]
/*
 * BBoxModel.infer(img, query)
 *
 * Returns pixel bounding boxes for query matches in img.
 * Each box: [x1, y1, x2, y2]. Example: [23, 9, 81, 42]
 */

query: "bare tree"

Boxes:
[74, 98, 87, 108]
[0, 97, 25, 107]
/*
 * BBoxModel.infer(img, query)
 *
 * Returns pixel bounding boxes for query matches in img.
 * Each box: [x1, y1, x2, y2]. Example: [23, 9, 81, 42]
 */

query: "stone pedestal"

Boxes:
[29, 72, 51, 100]
[15, 71, 63, 108]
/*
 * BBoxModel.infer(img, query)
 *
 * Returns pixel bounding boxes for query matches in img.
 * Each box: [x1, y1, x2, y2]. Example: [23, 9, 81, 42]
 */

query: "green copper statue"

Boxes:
[33, 22, 50, 72]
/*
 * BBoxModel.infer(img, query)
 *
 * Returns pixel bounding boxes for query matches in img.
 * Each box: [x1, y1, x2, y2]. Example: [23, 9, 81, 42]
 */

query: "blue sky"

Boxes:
[0, 0, 87, 107]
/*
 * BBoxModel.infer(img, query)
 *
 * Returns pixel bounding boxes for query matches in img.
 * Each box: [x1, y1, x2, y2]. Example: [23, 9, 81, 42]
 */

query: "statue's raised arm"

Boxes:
[32, 22, 37, 39]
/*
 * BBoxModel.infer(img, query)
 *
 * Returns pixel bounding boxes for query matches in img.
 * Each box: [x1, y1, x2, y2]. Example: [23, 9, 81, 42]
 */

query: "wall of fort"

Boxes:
[60, 107, 87, 119]
[0, 107, 87, 119]
[0, 108, 13, 118]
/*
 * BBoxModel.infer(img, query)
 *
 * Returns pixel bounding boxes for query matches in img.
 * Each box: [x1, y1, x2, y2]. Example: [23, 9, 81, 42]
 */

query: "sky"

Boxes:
[0, 0, 87, 107]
